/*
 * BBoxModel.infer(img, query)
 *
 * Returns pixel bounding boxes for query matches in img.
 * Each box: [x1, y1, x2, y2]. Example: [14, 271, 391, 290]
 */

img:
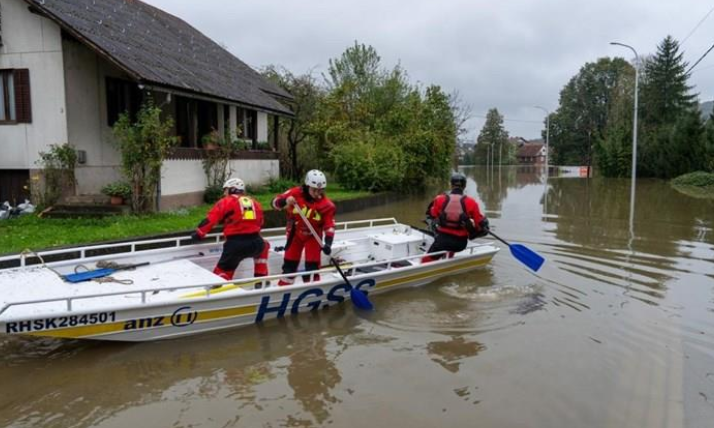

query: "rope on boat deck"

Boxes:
[73, 261, 134, 285]
[19, 248, 63, 277]
[19, 249, 134, 285]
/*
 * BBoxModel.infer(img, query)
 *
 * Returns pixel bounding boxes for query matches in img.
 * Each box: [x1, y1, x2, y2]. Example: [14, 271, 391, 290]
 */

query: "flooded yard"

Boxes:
[2, 166, 713, 428]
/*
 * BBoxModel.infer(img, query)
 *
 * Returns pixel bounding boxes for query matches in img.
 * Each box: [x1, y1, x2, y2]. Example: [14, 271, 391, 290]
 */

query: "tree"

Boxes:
[267, 42, 459, 191]
[475, 108, 509, 165]
[638, 36, 702, 177]
[595, 62, 635, 177]
[262, 66, 323, 180]
[702, 113, 714, 172]
[325, 42, 383, 127]
[549, 57, 632, 166]
[640, 36, 697, 129]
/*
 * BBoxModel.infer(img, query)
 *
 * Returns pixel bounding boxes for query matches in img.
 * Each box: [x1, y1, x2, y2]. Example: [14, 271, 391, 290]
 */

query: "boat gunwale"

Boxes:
[0, 218, 403, 267]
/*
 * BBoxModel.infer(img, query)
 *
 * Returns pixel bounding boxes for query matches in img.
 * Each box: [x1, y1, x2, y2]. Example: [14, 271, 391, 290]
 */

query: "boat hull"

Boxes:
[1, 254, 493, 342]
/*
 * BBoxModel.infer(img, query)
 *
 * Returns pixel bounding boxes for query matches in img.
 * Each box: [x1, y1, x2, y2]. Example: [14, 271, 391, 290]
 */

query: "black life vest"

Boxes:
[438, 193, 469, 229]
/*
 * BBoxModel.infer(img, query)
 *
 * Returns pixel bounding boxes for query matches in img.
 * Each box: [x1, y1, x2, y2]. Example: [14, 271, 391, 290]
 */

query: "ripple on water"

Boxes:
[371, 281, 543, 335]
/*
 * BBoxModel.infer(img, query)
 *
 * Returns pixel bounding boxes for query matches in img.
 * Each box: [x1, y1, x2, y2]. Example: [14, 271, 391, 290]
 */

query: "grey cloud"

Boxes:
[145, 0, 714, 139]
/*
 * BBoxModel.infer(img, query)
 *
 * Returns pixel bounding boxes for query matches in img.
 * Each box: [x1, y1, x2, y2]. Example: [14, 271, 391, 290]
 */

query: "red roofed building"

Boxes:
[516, 142, 546, 165]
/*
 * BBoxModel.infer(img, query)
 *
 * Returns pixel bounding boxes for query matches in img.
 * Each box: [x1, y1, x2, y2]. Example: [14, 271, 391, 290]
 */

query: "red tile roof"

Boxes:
[517, 143, 545, 157]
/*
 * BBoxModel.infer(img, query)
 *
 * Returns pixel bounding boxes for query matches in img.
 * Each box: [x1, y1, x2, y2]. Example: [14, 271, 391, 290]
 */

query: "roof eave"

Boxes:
[26, 0, 294, 118]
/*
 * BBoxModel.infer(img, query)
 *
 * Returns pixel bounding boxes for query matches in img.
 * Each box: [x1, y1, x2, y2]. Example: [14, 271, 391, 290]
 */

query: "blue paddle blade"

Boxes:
[63, 268, 116, 283]
[509, 244, 545, 272]
[351, 288, 374, 311]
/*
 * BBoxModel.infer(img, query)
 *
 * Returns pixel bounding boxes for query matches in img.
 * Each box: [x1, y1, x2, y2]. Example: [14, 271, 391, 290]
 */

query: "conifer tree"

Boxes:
[639, 36, 702, 177]
[475, 108, 509, 165]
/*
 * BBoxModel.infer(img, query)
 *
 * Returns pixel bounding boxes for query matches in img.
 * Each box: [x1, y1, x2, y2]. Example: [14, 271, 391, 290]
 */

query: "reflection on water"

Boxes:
[2, 166, 714, 427]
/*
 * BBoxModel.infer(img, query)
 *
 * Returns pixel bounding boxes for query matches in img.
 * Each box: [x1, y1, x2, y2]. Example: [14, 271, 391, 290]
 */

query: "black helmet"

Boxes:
[450, 173, 467, 189]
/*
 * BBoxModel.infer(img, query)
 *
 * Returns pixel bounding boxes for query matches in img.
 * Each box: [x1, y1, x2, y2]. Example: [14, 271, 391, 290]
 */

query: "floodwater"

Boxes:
[2, 166, 714, 428]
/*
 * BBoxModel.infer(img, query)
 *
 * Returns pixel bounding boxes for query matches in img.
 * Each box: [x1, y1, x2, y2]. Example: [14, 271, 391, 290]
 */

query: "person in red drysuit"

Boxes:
[423, 172, 489, 262]
[272, 170, 336, 286]
[191, 177, 270, 280]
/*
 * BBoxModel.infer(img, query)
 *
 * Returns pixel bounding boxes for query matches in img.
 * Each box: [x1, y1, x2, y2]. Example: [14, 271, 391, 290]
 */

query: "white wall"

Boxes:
[160, 160, 208, 196]
[62, 37, 131, 193]
[0, 0, 68, 169]
[228, 159, 279, 185]
[161, 159, 278, 196]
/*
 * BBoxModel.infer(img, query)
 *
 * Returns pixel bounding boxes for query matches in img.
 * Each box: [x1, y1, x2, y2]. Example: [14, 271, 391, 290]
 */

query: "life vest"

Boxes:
[238, 196, 256, 220]
[438, 193, 469, 229]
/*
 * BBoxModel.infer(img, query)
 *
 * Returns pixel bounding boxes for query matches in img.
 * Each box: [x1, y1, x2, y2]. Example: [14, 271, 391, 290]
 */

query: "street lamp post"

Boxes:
[534, 106, 550, 175]
[610, 41, 640, 244]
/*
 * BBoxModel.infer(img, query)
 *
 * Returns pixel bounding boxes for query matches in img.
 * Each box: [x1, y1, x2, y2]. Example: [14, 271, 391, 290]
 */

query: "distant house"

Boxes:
[516, 142, 546, 165]
[0, 0, 293, 209]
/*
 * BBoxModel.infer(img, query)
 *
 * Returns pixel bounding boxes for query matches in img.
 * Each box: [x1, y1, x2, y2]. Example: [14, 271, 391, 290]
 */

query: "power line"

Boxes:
[682, 5, 714, 46]
[687, 43, 714, 74]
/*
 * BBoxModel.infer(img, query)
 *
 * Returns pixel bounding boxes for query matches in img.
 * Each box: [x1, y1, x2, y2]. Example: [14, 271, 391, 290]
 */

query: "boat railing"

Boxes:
[0, 218, 400, 268]
[0, 241, 497, 318]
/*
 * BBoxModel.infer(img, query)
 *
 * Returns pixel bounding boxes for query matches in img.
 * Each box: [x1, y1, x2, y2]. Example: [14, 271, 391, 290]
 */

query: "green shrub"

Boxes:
[112, 99, 178, 213]
[101, 181, 132, 199]
[331, 140, 405, 191]
[671, 171, 714, 187]
[255, 141, 272, 151]
[266, 177, 299, 193]
[203, 184, 224, 203]
[34, 143, 78, 207]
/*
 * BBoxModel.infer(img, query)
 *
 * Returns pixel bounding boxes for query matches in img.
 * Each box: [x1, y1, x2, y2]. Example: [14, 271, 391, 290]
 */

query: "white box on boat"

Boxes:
[368, 232, 424, 260]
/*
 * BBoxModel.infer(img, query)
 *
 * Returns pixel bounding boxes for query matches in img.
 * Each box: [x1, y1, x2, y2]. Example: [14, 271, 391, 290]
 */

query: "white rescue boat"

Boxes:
[0, 218, 498, 341]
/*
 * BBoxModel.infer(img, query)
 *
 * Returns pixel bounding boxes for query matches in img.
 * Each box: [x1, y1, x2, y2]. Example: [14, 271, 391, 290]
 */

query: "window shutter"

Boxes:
[14, 69, 32, 123]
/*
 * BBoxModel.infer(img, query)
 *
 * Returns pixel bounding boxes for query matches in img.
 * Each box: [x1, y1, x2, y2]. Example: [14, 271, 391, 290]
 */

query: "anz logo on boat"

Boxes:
[255, 278, 377, 322]
[122, 306, 198, 331]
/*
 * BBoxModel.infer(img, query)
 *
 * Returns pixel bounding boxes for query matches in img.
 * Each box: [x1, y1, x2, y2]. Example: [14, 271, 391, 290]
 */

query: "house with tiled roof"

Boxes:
[0, 0, 293, 208]
[516, 141, 546, 165]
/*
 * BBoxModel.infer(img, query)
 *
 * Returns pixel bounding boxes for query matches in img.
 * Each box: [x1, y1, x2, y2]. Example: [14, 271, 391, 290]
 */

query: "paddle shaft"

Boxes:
[293, 204, 352, 284]
[487, 230, 511, 247]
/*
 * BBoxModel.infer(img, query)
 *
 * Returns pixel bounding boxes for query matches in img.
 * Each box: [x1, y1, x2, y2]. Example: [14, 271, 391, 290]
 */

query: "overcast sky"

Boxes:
[144, 0, 714, 141]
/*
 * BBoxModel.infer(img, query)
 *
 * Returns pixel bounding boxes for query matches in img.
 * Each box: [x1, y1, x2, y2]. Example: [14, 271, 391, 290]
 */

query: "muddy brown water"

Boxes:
[1, 166, 713, 428]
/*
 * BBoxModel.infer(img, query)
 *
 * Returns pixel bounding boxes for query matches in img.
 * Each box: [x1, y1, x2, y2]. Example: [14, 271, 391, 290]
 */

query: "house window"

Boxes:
[246, 109, 257, 143]
[236, 107, 257, 143]
[175, 97, 218, 147]
[0, 69, 32, 124]
[196, 99, 217, 146]
[176, 96, 197, 147]
[106, 77, 142, 126]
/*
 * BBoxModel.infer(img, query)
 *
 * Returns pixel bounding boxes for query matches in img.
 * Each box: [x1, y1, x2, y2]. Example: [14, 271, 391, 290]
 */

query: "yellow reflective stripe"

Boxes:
[239, 196, 256, 220]
[20, 256, 492, 339]
[26, 304, 259, 339]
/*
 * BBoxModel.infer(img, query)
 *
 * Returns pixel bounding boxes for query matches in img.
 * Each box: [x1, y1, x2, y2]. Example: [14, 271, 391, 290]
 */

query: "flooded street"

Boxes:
[2, 166, 714, 428]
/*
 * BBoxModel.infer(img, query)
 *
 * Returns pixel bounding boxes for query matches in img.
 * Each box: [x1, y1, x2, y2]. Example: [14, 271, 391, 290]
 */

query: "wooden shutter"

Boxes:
[13, 69, 32, 123]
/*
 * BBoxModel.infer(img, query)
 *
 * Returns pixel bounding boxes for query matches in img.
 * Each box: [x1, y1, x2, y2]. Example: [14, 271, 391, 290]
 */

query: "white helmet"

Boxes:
[223, 177, 245, 192]
[305, 169, 327, 189]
